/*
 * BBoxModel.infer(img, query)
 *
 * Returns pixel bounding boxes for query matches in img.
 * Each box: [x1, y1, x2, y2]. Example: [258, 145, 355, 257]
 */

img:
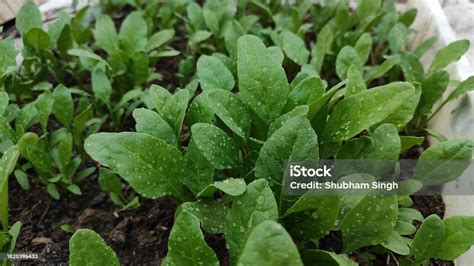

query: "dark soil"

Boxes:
[9, 175, 178, 265]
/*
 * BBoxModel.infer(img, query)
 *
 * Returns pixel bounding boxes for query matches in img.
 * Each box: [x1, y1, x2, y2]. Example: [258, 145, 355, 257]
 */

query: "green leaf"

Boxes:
[336, 46, 363, 79]
[0, 38, 17, 77]
[307, 81, 345, 120]
[0, 146, 20, 193]
[225, 20, 245, 59]
[237, 35, 289, 124]
[16, 103, 38, 132]
[356, 0, 381, 20]
[187, 94, 214, 126]
[354, 33, 372, 63]
[14, 170, 30, 190]
[84, 132, 186, 200]
[198, 178, 246, 197]
[8, 221, 21, 253]
[197, 55, 235, 91]
[225, 179, 278, 263]
[15, 2, 42, 35]
[132, 108, 176, 146]
[47, 183, 60, 200]
[189, 30, 212, 48]
[323, 82, 414, 142]
[98, 168, 122, 195]
[18, 133, 52, 180]
[94, 15, 119, 54]
[255, 116, 318, 196]
[68, 48, 105, 62]
[346, 65, 367, 97]
[268, 106, 309, 137]
[238, 221, 303, 266]
[67, 184, 82, 195]
[92, 69, 112, 104]
[190, 123, 239, 170]
[413, 138, 473, 186]
[382, 231, 410, 255]
[204, 89, 251, 139]
[388, 23, 408, 54]
[151, 87, 189, 139]
[365, 55, 400, 82]
[187, 2, 205, 31]
[411, 214, 445, 263]
[436, 216, 474, 260]
[341, 195, 398, 253]
[268, 46, 284, 65]
[146, 29, 175, 52]
[301, 250, 357, 266]
[69, 229, 119, 266]
[25, 28, 52, 50]
[429, 40, 470, 73]
[130, 51, 149, 85]
[53, 85, 74, 128]
[185, 140, 214, 194]
[400, 136, 424, 153]
[34, 91, 54, 131]
[180, 199, 229, 234]
[281, 31, 309, 65]
[447, 76, 474, 102]
[337, 124, 400, 160]
[283, 194, 339, 239]
[46, 11, 68, 45]
[311, 25, 333, 73]
[164, 211, 219, 266]
[286, 76, 326, 110]
[413, 36, 437, 58]
[119, 12, 147, 53]
[399, 53, 425, 82]
[399, 8, 417, 27]
[57, 133, 73, 172]
[381, 82, 421, 129]
[417, 71, 450, 117]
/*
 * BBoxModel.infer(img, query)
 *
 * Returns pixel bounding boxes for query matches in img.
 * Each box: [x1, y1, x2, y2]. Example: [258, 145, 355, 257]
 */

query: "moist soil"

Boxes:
[9, 144, 452, 266]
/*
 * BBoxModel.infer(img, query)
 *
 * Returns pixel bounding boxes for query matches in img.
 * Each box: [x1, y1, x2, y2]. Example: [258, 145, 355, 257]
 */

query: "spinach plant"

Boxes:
[0, 146, 21, 265]
[83, 33, 474, 265]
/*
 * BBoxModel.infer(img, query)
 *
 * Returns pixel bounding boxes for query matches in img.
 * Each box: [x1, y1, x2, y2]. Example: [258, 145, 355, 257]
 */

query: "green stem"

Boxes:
[425, 100, 448, 124]
[0, 178, 8, 232]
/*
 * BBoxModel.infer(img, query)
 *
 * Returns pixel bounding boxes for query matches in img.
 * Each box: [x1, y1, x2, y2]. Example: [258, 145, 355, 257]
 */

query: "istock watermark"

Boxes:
[283, 159, 474, 196]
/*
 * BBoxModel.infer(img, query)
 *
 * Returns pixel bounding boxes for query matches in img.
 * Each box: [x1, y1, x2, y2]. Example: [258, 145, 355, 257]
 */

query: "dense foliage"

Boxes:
[1, 0, 474, 265]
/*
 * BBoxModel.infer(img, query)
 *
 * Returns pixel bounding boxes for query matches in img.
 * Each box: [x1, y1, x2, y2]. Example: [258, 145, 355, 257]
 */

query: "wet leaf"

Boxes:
[225, 179, 278, 263]
[84, 132, 186, 200]
[164, 211, 219, 266]
[197, 55, 235, 91]
[191, 123, 239, 170]
[238, 221, 303, 266]
[69, 229, 119, 266]
[237, 35, 289, 124]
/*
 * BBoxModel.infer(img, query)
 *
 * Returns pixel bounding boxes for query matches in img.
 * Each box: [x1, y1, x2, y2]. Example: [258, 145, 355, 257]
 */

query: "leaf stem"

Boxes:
[0, 178, 9, 232]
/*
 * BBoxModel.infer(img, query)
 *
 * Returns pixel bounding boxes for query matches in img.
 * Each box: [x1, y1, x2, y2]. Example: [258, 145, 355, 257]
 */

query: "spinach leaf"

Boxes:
[225, 179, 278, 263]
[341, 195, 398, 253]
[323, 82, 414, 142]
[436, 216, 474, 260]
[197, 55, 235, 91]
[164, 211, 219, 266]
[238, 221, 303, 266]
[411, 214, 445, 263]
[237, 35, 289, 124]
[85, 133, 186, 200]
[69, 229, 119, 266]
[191, 123, 239, 170]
